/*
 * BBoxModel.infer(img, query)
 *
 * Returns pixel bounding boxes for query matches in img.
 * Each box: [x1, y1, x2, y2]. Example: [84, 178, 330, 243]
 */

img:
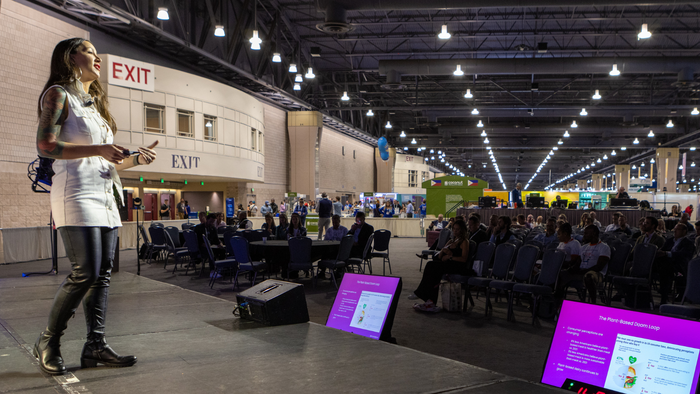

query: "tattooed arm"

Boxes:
[36, 86, 127, 163]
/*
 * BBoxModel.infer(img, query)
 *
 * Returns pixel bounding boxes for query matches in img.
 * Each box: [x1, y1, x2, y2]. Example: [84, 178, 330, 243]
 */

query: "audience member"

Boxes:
[176, 198, 186, 219]
[410, 220, 472, 312]
[333, 196, 343, 217]
[467, 215, 489, 245]
[556, 225, 610, 304]
[294, 198, 308, 226]
[613, 215, 632, 236]
[275, 214, 289, 240]
[656, 223, 694, 304]
[490, 216, 515, 245]
[429, 214, 449, 230]
[260, 201, 272, 216]
[348, 211, 374, 258]
[317, 193, 333, 240]
[604, 212, 621, 232]
[535, 218, 559, 246]
[615, 187, 630, 199]
[287, 212, 307, 239]
[261, 214, 276, 238]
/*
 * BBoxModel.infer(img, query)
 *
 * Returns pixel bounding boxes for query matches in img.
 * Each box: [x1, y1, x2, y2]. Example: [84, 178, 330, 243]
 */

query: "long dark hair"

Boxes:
[38, 38, 117, 132]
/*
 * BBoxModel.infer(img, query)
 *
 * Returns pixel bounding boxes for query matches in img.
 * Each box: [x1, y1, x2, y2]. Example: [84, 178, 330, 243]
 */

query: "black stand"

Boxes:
[22, 212, 58, 277]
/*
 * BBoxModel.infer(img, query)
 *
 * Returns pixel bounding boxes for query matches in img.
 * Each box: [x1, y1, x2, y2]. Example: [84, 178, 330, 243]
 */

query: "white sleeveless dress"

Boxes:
[40, 80, 122, 229]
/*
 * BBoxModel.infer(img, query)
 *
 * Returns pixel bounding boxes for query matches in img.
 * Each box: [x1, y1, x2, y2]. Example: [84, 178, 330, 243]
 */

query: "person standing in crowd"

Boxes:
[275, 213, 289, 240]
[348, 211, 374, 258]
[270, 198, 278, 215]
[294, 198, 308, 226]
[333, 196, 343, 217]
[510, 183, 523, 208]
[176, 198, 186, 219]
[33, 38, 159, 375]
[317, 193, 332, 240]
[406, 200, 414, 218]
[419, 200, 427, 218]
[159, 202, 170, 220]
[260, 201, 272, 216]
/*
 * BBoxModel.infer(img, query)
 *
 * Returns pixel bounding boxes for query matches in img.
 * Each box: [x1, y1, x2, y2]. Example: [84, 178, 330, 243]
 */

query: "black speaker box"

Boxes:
[236, 280, 309, 326]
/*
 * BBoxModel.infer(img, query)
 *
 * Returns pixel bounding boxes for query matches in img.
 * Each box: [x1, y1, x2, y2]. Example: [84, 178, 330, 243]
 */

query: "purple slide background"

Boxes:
[325, 273, 400, 340]
[542, 301, 700, 391]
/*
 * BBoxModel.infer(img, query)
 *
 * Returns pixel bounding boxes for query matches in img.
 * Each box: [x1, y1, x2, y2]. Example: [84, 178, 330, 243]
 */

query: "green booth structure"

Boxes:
[422, 176, 489, 218]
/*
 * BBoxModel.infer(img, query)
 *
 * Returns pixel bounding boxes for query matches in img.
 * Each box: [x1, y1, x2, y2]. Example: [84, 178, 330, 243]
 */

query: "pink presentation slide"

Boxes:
[542, 301, 700, 394]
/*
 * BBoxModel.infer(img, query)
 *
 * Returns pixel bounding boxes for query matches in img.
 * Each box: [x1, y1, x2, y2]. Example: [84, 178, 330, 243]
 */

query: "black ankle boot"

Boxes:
[33, 331, 66, 375]
[80, 337, 137, 368]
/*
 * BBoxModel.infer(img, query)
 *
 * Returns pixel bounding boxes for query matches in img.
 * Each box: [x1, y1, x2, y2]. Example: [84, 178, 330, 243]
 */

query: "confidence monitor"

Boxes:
[326, 273, 402, 343]
[541, 300, 700, 394]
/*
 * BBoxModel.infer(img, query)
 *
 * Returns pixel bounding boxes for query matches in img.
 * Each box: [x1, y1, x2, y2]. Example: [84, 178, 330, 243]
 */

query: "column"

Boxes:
[287, 111, 323, 198]
[614, 165, 631, 192]
[591, 174, 604, 190]
[375, 147, 396, 193]
[656, 148, 680, 193]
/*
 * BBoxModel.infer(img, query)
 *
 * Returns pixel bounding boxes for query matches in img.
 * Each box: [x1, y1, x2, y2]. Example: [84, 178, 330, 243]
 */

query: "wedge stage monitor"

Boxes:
[541, 300, 700, 394]
[325, 273, 401, 342]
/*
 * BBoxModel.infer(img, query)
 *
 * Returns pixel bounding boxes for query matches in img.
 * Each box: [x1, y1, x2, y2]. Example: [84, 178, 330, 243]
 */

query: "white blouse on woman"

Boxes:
[41, 80, 122, 229]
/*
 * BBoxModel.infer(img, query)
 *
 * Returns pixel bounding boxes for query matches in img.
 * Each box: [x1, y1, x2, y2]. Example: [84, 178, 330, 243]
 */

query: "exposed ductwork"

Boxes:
[378, 57, 700, 77]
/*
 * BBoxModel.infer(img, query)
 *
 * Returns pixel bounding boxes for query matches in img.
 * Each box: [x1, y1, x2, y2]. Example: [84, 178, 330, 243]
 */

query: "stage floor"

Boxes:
[0, 271, 561, 393]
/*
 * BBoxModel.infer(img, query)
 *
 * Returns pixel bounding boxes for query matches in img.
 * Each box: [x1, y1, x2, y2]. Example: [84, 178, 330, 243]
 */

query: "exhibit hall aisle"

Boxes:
[0, 262, 567, 393]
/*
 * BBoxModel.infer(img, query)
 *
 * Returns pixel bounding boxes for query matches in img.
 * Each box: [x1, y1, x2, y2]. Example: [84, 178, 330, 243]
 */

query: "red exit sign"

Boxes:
[106, 55, 155, 92]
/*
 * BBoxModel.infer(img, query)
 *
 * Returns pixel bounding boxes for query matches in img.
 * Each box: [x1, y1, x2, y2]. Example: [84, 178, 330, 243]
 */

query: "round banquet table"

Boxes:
[249, 240, 340, 275]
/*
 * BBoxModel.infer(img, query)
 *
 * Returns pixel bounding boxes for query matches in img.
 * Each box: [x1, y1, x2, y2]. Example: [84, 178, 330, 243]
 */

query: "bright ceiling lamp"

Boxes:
[293, 83, 301, 91]
[214, 25, 226, 37]
[480, 130, 487, 137]
[438, 25, 451, 39]
[609, 64, 620, 76]
[464, 89, 473, 98]
[289, 63, 297, 73]
[667, 120, 674, 128]
[621, 146, 627, 150]
[563, 130, 570, 137]
[453, 65, 464, 76]
[400, 131, 406, 138]
[341, 91, 349, 101]
[558, 139, 563, 145]
[385, 121, 392, 129]
[638, 23, 651, 39]
[633, 138, 640, 144]
[580, 108, 588, 116]
[471, 108, 479, 115]
[157, 7, 169, 20]
[648, 129, 655, 137]
[592, 89, 602, 99]
[272, 52, 281, 63]
[305, 67, 315, 79]
[692, 108, 699, 115]
[611, 150, 616, 156]
[411, 138, 417, 144]
[366, 109, 374, 116]
[484, 138, 490, 144]
[571, 120, 578, 128]
[249, 30, 262, 50]
[295, 73, 303, 82]
[477, 120, 484, 127]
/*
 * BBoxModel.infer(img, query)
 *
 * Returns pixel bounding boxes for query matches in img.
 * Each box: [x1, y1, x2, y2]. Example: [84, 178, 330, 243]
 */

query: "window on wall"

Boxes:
[204, 115, 217, 141]
[251, 128, 257, 150]
[408, 170, 418, 188]
[144, 104, 165, 133]
[177, 110, 194, 137]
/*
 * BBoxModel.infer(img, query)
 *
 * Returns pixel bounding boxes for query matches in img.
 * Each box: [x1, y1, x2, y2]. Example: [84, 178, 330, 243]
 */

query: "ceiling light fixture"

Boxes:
[157, 7, 169, 20]
[453, 65, 464, 76]
[609, 64, 620, 76]
[638, 23, 651, 39]
[592, 90, 602, 100]
[438, 24, 451, 39]
[464, 89, 473, 98]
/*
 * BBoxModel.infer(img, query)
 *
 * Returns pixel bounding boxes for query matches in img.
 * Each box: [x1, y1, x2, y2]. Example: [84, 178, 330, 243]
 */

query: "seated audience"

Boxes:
[348, 211, 374, 258]
[324, 215, 348, 241]
[429, 214, 449, 230]
[261, 214, 276, 238]
[489, 216, 516, 246]
[556, 225, 610, 304]
[275, 213, 289, 240]
[534, 218, 559, 246]
[409, 220, 473, 312]
[604, 212, 621, 232]
[287, 212, 307, 239]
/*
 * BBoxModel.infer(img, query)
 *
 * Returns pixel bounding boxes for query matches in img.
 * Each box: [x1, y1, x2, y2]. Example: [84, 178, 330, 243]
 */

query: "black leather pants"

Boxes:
[45, 227, 117, 340]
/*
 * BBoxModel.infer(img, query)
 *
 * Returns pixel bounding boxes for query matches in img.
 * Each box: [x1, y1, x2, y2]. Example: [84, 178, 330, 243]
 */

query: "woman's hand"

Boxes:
[98, 144, 128, 164]
[137, 141, 158, 165]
